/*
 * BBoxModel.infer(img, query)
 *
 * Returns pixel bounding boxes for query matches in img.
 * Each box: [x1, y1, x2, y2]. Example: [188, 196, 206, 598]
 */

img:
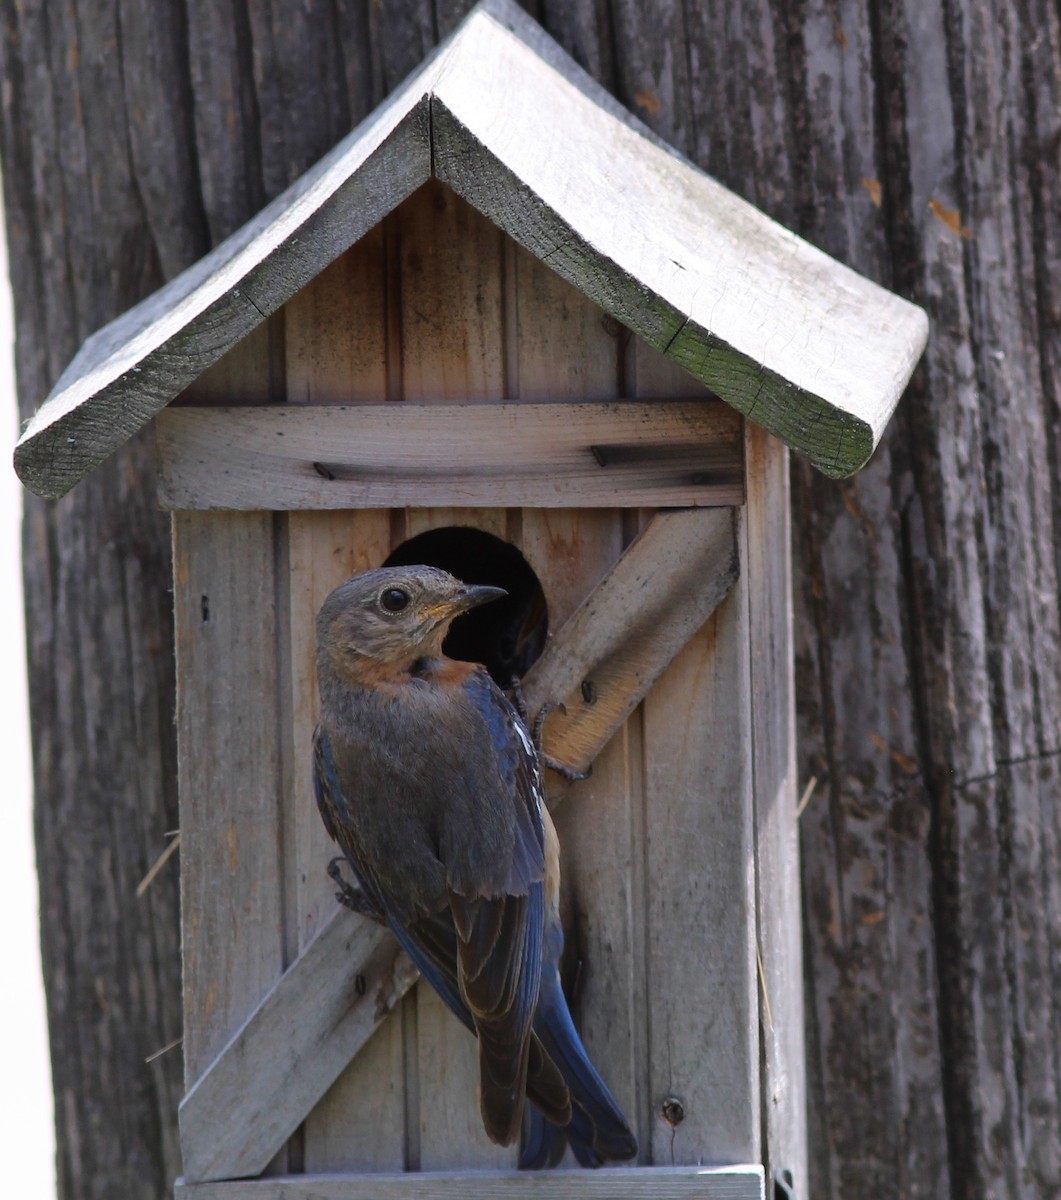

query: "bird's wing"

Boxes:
[315, 672, 556, 1147]
[313, 725, 388, 921]
[444, 668, 550, 1145]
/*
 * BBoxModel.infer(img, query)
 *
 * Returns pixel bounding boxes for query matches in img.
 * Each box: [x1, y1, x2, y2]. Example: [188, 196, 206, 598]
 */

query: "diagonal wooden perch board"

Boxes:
[179, 507, 738, 1183]
[521, 508, 738, 777]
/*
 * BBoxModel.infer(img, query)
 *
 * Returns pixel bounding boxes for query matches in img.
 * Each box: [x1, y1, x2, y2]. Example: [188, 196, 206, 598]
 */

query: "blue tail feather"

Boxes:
[527, 965, 637, 1166]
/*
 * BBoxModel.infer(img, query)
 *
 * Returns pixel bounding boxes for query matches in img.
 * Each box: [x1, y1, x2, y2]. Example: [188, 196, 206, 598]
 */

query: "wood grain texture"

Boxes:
[284, 512, 410, 1174]
[13, 84, 433, 497]
[430, 0, 927, 477]
[743, 424, 805, 1196]
[173, 1164, 766, 1200]
[155, 402, 743, 510]
[514, 240, 647, 1167]
[7, 2, 1059, 1199]
[178, 909, 415, 1184]
[173, 512, 285, 1091]
[171, 496, 736, 1180]
[779, 3, 1061, 1197]
[626, 346, 760, 1167]
[14, 0, 925, 499]
[523, 507, 738, 775]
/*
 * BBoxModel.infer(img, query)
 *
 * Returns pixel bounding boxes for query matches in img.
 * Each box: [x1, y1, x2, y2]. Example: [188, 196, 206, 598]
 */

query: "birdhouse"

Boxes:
[14, 3, 927, 1198]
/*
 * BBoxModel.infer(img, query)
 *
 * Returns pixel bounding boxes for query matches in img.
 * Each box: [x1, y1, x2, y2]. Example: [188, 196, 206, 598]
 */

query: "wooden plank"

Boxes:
[523, 507, 739, 777]
[394, 180, 511, 1171]
[743, 423, 805, 1194]
[282, 211, 407, 1172]
[430, 1, 928, 479]
[283, 229, 390, 407]
[397, 180, 506, 403]
[16, 0, 926, 500]
[178, 909, 416, 1184]
[176, 497, 736, 1181]
[174, 1164, 766, 1199]
[155, 401, 743, 510]
[513, 238, 642, 1165]
[173, 513, 286, 1138]
[639, 582, 759, 1164]
[16, 80, 433, 497]
[284, 511, 408, 1173]
[631, 344, 759, 1165]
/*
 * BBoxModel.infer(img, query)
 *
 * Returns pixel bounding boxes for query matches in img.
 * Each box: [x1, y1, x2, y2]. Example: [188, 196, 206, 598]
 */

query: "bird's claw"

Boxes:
[531, 699, 565, 749]
[507, 675, 530, 723]
[540, 751, 591, 782]
[327, 857, 386, 923]
[506, 678, 589, 780]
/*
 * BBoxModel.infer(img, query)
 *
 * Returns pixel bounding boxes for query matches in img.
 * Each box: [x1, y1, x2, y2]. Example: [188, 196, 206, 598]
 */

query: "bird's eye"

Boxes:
[379, 587, 411, 613]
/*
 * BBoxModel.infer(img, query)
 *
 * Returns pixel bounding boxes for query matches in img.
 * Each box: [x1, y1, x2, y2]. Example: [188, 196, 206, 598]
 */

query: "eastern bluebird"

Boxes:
[313, 565, 637, 1167]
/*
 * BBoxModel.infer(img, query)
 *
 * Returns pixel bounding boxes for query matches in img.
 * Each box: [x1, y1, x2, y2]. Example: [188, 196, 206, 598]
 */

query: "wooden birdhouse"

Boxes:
[14, 3, 927, 1198]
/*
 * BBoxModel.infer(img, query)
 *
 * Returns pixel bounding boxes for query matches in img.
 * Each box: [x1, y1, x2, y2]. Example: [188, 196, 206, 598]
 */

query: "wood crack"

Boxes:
[953, 746, 1061, 791]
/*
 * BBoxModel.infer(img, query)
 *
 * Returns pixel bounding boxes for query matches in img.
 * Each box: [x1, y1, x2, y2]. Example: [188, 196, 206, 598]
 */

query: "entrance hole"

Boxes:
[384, 527, 548, 687]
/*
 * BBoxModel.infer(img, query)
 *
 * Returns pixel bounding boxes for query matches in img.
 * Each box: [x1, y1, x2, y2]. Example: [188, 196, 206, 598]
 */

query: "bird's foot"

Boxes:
[507, 679, 592, 781]
[539, 750, 592, 782]
[507, 675, 530, 724]
[327, 857, 386, 923]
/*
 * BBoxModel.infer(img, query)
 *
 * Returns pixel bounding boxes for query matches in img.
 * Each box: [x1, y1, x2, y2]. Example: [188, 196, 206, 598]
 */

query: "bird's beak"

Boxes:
[432, 584, 507, 619]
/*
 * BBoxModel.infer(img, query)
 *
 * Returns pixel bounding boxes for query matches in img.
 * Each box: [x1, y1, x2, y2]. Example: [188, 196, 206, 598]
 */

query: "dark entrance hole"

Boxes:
[384, 527, 548, 687]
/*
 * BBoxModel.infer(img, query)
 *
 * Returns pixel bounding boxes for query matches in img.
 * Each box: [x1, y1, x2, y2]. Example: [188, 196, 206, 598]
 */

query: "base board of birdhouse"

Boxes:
[174, 1164, 765, 1199]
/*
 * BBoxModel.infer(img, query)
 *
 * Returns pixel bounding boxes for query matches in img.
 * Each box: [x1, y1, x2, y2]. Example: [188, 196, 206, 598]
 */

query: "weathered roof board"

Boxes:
[14, 0, 928, 499]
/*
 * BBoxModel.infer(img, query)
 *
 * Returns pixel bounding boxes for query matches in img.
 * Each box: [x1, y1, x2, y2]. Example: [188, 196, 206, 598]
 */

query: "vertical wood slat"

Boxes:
[744, 423, 805, 1195]
[283, 199, 408, 1170]
[396, 180, 512, 1170]
[285, 510, 407, 1173]
[633, 343, 760, 1165]
[174, 512, 286, 1154]
[400, 507, 515, 1172]
[514, 234, 647, 1164]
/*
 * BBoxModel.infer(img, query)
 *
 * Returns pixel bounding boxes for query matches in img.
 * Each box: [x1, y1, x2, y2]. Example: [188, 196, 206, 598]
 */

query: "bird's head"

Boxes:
[316, 565, 507, 678]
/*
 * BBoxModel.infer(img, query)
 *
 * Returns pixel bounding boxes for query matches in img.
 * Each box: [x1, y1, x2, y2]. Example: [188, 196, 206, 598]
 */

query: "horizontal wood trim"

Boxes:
[174, 1165, 765, 1199]
[155, 402, 744, 510]
[178, 508, 739, 1182]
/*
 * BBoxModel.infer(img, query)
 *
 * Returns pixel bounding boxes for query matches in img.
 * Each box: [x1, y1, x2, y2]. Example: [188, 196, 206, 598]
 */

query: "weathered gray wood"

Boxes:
[780, 3, 1061, 1196]
[742, 424, 805, 1195]
[173, 1165, 765, 1200]
[628, 346, 760, 1165]
[155, 401, 744, 510]
[13, 83, 433, 497]
[524, 507, 738, 777]
[10, 7, 1056, 1200]
[393, 183, 514, 1169]
[284, 509, 409, 1173]
[173, 513, 287, 1092]
[515, 248, 647, 1164]
[430, 1, 927, 479]
[174, 497, 736, 1182]
[179, 911, 416, 1184]
[14, 0, 926, 500]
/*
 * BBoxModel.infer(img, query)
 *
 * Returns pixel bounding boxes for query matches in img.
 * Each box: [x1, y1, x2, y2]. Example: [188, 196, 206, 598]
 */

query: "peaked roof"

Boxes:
[14, 0, 928, 499]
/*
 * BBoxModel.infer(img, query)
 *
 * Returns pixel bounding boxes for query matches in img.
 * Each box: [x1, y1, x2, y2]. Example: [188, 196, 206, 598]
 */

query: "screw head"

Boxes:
[660, 1095, 685, 1126]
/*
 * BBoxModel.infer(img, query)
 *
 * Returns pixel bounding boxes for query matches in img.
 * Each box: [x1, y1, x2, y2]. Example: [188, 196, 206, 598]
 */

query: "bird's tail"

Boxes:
[521, 963, 638, 1168]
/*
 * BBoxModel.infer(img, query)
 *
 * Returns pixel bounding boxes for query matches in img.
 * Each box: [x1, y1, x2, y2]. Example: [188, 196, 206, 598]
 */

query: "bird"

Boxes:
[312, 564, 637, 1167]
